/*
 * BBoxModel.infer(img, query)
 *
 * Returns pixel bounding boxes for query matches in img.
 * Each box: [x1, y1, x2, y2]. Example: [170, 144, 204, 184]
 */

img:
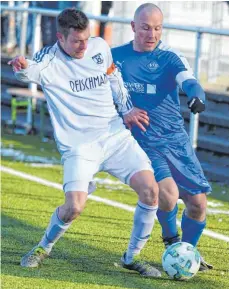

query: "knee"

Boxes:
[61, 191, 88, 222]
[61, 204, 84, 223]
[159, 187, 178, 212]
[130, 171, 159, 206]
[187, 201, 207, 220]
[139, 182, 159, 206]
[69, 205, 84, 220]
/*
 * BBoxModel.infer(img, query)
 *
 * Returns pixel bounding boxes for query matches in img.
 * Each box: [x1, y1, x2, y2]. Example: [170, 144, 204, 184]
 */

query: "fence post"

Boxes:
[189, 31, 202, 150]
[27, 13, 42, 125]
[6, 1, 16, 50]
[19, 1, 29, 55]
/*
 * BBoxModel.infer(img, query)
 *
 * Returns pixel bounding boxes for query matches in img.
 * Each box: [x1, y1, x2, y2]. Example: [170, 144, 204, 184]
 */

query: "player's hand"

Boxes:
[7, 56, 28, 72]
[188, 97, 205, 114]
[123, 107, 149, 132]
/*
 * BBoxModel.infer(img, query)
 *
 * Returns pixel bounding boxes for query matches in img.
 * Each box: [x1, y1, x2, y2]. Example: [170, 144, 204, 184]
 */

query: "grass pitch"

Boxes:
[1, 134, 229, 289]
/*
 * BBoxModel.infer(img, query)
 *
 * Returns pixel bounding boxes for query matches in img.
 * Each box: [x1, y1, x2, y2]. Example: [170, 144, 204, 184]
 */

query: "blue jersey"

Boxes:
[112, 40, 211, 194]
[112, 40, 205, 147]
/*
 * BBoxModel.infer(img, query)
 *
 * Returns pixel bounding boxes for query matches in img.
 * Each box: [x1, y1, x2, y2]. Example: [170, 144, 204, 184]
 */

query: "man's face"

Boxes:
[131, 9, 163, 52]
[57, 26, 90, 59]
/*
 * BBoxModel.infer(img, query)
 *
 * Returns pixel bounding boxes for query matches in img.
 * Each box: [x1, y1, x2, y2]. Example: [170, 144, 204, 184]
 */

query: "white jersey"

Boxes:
[16, 37, 133, 155]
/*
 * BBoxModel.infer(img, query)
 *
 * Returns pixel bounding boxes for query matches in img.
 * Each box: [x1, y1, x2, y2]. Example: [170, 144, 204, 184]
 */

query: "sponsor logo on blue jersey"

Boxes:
[147, 84, 156, 94]
[124, 82, 144, 93]
[116, 60, 125, 70]
[124, 82, 156, 94]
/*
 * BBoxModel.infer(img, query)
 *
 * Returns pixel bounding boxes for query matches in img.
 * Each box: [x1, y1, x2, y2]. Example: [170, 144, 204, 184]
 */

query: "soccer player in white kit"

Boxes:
[8, 8, 161, 277]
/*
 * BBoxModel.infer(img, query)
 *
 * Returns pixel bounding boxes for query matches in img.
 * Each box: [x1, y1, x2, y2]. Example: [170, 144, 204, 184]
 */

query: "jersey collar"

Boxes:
[57, 41, 73, 60]
[131, 40, 162, 56]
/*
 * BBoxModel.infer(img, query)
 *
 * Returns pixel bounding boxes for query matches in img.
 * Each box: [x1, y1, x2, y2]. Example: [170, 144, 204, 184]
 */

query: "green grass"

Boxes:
[1, 133, 229, 289]
[1, 133, 60, 160]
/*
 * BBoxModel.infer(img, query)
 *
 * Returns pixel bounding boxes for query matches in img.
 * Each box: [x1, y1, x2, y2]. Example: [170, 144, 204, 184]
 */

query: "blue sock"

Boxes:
[156, 205, 178, 238]
[181, 210, 206, 246]
[39, 207, 72, 253]
[125, 201, 158, 264]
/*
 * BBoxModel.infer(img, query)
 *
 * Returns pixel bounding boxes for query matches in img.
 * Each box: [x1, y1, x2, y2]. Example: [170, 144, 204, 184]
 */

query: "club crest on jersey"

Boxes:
[147, 60, 159, 71]
[92, 53, 104, 65]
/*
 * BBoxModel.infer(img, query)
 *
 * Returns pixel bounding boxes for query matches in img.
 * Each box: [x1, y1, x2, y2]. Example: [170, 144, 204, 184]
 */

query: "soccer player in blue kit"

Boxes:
[112, 3, 213, 271]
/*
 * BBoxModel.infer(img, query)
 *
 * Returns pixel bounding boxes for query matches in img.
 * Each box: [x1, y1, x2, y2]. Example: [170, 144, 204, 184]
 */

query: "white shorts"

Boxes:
[62, 129, 153, 193]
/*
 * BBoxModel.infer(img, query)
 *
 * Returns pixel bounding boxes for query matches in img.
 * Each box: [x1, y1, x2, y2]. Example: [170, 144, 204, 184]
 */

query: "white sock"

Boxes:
[125, 201, 158, 264]
[38, 208, 72, 253]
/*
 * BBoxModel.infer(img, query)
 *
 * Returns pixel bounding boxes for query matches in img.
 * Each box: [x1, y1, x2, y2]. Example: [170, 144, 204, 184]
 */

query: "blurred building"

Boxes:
[2, 1, 229, 85]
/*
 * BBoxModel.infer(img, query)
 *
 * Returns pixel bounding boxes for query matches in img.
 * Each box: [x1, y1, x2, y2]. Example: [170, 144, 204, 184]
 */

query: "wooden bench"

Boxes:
[6, 87, 47, 139]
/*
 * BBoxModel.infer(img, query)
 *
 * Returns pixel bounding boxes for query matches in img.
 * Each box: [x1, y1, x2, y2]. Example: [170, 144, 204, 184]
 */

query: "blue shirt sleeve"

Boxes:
[170, 52, 205, 102]
[182, 79, 205, 102]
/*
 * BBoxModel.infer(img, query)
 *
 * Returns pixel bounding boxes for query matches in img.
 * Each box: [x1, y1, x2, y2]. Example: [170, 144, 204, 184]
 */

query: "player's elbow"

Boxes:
[182, 79, 205, 102]
[15, 73, 31, 83]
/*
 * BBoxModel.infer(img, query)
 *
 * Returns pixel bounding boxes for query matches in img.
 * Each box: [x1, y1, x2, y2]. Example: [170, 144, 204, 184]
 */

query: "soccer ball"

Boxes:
[162, 242, 201, 280]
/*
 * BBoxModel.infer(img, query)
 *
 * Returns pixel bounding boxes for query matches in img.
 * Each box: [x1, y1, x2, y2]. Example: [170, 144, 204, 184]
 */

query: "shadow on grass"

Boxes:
[2, 213, 227, 289]
[2, 213, 165, 289]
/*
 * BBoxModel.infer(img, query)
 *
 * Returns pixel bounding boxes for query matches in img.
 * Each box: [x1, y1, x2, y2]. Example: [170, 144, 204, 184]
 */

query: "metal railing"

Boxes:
[1, 4, 229, 148]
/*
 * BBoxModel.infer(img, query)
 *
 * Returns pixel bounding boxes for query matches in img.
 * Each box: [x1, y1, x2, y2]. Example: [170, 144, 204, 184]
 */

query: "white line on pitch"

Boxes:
[1, 165, 229, 243]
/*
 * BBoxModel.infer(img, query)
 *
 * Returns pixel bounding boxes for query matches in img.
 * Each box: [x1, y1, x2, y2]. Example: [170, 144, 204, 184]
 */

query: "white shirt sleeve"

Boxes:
[15, 46, 54, 85]
[15, 59, 43, 85]
[108, 66, 133, 115]
[104, 41, 133, 115]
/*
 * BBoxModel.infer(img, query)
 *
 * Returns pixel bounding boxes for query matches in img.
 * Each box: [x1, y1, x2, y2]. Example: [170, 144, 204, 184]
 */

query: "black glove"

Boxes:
[188, 97, 205, 114]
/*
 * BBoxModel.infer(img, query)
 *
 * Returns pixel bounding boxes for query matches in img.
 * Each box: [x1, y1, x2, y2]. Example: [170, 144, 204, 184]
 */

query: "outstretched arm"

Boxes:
[107, 63, 133, 114]
[8, 55, 28, 71]
[173, 53, 206, 114]
[8, 53, 46, 85]
[108, 64, 149, 131]
[181, 79, 205, 114]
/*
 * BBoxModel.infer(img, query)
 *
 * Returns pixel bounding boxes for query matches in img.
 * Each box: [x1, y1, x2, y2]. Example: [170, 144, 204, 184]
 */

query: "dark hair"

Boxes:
[57, 8, 89, 38]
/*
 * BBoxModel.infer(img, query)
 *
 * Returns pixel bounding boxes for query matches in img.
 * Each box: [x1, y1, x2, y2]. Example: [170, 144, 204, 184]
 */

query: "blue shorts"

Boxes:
[144, 138, 212, 195]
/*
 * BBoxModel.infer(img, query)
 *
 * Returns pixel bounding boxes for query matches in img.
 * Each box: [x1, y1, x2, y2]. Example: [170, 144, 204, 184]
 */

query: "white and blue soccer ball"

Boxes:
[162, 242, 201, 280]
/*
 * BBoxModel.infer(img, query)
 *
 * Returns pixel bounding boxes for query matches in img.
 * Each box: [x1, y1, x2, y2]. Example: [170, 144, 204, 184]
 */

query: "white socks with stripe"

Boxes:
[125, 201, 158, 264]
[38, 208, 72, 254]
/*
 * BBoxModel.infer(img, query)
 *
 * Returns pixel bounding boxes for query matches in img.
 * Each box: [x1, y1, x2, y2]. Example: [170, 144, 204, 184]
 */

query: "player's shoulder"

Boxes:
[111, 42, 131, 56]
[33, 44, 57, 63]
[158, 41, 184, 60]
[88, 36, 109, 51]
